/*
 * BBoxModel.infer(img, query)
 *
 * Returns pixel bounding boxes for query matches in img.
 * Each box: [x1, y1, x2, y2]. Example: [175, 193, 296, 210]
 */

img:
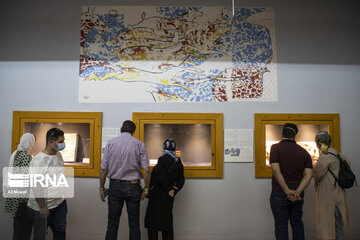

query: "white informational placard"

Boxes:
[102, 128, 121, 154]
[224, 129, 253, 163]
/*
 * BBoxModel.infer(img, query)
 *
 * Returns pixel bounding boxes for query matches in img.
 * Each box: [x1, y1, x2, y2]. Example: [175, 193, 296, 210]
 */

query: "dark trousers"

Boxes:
[13, 202, 32, 240]
[27, 200, 67, 240]
[270, 191, 305, 240]
[105, 180, 142, 240]
[148, 228, 174, 240]
[335, 206, 344, 240]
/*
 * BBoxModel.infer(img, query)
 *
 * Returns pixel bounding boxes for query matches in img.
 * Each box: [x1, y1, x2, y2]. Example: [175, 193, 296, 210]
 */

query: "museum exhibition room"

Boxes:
[0, 0, 359, 239]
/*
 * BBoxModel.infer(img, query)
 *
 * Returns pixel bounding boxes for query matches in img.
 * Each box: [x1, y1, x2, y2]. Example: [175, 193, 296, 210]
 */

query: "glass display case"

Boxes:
[254, 113, 340, 178]
[133, 112, 223, 178]
[12, 111, 102, 177]
[145, 124, 212, 166]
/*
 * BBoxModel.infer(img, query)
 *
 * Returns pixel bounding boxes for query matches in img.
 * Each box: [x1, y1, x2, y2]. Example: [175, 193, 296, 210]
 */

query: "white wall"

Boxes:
[1, 0, 359, 239]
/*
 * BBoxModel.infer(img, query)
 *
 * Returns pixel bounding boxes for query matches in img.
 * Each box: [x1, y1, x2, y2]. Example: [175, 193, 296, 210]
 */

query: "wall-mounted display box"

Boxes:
[254, 113, 340, 178]
[12, 111, 102, 177]
[133, 112, 223, 178]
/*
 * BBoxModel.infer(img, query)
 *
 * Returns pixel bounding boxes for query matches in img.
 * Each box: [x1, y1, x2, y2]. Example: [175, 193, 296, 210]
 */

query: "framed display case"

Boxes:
[254, 113, 340, 178]
[12, 111, 102, 177]
[133, 112, 223, 178]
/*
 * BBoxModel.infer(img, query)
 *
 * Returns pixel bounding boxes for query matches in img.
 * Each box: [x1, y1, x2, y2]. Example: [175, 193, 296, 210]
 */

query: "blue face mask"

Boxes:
[54, 142, 66, 152]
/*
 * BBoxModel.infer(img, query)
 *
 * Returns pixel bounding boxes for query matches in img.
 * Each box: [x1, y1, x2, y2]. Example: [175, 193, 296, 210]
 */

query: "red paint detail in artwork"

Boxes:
[212, 66, 264, 101]
[79, 55, 116, 74]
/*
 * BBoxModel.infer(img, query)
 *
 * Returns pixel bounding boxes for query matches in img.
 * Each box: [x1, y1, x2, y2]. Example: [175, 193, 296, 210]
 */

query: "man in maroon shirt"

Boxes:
[269, 123, 313, 240]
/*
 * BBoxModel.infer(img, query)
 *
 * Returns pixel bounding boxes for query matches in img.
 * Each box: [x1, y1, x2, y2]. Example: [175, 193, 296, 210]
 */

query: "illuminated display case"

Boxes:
[133, 112, 223, 178]
[12, 111, 102, 177]
[254, 113, 340, 178]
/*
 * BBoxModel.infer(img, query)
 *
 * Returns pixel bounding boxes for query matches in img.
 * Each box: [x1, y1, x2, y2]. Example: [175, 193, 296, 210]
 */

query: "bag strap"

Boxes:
[326, 152, 341, 187]
[326, 151, 359, 188]
[328, 168, 337, 187]
[327, 151, 342, 160]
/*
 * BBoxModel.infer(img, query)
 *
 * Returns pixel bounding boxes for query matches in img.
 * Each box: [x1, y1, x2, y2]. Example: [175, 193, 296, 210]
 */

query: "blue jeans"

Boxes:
[27, 200, 67, 240]
[105, 180, 142, 240]
[270, 191, 305, 240]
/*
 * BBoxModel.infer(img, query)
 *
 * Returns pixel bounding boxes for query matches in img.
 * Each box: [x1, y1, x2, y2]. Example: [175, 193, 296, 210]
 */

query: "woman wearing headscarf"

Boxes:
[313, 131, 350, 240]
[145, 138, 185, 240]
[4, 133, 35, 240]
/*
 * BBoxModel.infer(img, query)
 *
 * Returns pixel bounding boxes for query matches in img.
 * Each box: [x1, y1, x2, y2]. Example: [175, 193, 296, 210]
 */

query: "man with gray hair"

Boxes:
[269, 123, 313, 240]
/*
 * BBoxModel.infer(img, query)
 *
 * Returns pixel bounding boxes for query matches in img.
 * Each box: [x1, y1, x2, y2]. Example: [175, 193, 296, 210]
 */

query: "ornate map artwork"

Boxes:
[79, 6, 277, 102]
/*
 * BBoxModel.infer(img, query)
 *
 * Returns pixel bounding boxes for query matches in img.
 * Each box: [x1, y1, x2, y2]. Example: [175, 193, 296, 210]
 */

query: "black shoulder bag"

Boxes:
[327, 152, 357, 189]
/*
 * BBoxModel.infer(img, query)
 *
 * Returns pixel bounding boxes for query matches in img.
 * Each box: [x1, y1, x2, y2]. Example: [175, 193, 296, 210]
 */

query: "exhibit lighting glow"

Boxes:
[297, 141, 320, 161]
[265, 141, 320, 166]
[62, 133, 79, 162]
[150, 159, 158, 165]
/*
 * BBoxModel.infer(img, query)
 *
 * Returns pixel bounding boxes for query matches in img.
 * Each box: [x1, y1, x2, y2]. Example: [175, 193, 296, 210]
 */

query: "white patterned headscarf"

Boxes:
[9, 133, 35, 167]
[17, 133, 35, 151]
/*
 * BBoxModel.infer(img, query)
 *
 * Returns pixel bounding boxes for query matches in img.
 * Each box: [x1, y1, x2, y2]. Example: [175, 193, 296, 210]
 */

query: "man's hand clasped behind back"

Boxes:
[285, 189, 302, 202]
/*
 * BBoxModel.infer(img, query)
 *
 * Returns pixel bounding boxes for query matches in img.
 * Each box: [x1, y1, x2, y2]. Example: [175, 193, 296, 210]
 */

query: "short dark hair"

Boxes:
[315, 131, 332, 146]
[46, 128, 64, 145]
[282, 123, 298, 139]
[121, 120, 136, 134]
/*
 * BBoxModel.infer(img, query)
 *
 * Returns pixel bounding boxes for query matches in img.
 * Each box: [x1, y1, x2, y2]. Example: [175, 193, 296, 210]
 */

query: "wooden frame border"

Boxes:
[133, 112, 223, 178]
[12, 111, 102, 177]
[254, 113, 340, 178]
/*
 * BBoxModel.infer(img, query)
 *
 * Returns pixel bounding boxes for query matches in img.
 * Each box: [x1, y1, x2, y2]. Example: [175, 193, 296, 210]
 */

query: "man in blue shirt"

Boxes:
[99, 120, 150, 240]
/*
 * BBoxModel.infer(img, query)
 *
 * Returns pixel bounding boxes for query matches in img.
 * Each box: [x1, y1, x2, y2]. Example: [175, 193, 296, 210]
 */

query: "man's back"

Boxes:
[101, 132, 148, 180]
[99, 120, 151, 240]
[270, 139, 312, 191]
[269, 124, 313, 240]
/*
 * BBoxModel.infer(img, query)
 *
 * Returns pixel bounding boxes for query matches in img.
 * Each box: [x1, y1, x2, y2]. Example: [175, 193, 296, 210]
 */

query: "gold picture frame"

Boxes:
[254, 113, 340, 178]
[133, 112, 223, 178]
[12, 111, 102, 177]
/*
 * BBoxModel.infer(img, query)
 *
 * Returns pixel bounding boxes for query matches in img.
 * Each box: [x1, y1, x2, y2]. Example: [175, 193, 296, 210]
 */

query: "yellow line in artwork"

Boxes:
[171, 84, 191, 92]
[103, 73, 121, 80]
[183, 61, 198, 66]
[85, 74, 100, 81]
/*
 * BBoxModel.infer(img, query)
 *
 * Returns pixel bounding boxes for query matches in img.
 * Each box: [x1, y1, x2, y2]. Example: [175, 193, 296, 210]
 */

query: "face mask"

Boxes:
[320, 143, 328, 152]
[54, 142, 66, 152]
